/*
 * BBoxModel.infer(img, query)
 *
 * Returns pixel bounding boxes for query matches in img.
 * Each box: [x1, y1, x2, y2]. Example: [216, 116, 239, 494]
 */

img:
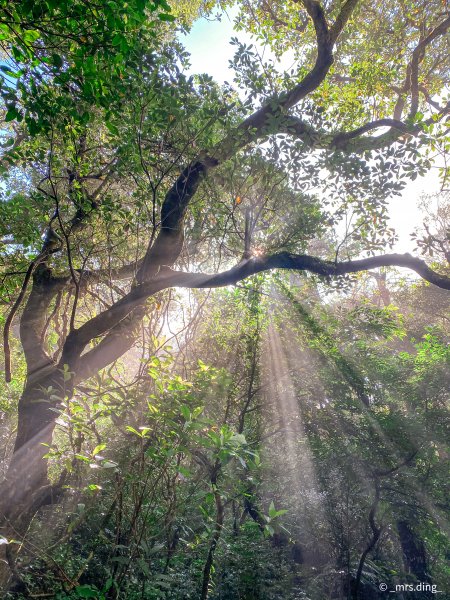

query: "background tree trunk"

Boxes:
[397, 520, 432, 587]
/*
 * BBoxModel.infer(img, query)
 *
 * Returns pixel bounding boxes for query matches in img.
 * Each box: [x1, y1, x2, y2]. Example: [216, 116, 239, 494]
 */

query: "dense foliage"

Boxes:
[0, 0, 449, 598]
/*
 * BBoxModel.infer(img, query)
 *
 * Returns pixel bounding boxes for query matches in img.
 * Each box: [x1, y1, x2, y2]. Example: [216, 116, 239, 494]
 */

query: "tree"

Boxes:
[1, 0, 449, 570]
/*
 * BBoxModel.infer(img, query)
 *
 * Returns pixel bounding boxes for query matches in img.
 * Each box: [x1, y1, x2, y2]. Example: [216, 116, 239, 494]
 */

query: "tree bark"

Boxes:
[0, 365, 67, 593]
[0, 367, 64, 525]
[397, 520, 432, 588]
[1, 264, 69, 527]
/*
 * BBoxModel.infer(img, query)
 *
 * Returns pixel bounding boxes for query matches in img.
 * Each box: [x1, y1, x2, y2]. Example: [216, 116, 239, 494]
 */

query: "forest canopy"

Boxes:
[0, 0, 449, 598]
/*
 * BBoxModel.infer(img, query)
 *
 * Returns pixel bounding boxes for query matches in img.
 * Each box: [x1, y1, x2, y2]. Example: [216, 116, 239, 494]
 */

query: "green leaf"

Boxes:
[0, 66, 19, 78]
[51, 53, 63, 68]
[265, 524, 275, 537]
[192, 406, 204, 419]
[112, 33, 123, 46]
[75, 585, 99, 598]
[74, 454, 90, 462]
[158, 13, 176, 22]
[92, 443, 106, 456]
[177, 465, 192, 478]
[23, 29, 40, 43]
[180, 405, 191, 421]
[5, 107, 19, 122]
[232, 433, 247, 446]
[126, 426, 140, 436]
[101, 460, 118, 468]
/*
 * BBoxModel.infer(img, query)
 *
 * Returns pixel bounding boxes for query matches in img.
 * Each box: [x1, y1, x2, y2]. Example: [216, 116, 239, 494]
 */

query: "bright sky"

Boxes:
[180, 9, 441, 254]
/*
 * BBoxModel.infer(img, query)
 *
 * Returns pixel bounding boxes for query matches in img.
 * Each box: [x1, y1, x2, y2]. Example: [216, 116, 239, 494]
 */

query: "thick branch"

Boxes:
[75, 304, 147, 382]
[3, 261, 35, 383]
[136, 160, 215, 282]
[329, 0, 360, 44]
[214, 1, 335, 164]
[59, 282, 164, 368]
[161, 252, 450, 291]
[353, 480, 382, 600]
[59, 252, 449, 379]
[331, 118, 419, 148]
[134, 0, 339, 284]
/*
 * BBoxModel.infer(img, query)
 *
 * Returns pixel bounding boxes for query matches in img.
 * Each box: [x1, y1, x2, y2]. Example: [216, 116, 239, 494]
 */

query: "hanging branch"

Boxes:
[2, 226, 63, 382]
[3, 261, 36, 383]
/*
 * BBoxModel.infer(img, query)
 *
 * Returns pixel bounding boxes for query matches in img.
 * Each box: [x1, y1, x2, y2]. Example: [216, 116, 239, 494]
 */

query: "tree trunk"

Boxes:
[1, 366, 63, 525]
[0, 365, 65, 591]
[397, 520, 431, 585]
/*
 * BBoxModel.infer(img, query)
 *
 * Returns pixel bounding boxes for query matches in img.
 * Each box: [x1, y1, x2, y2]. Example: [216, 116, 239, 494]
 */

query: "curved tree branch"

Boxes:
[329, 0, 360, 44]
[59, 252, 449, 381]
[132, 0, 360, 288]
[161, 252, 450, 291]
[3, 261, 36, 383]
